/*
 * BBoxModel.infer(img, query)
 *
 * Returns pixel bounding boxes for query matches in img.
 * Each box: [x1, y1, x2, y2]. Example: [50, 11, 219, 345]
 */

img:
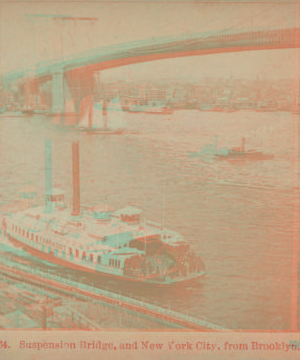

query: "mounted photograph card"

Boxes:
[0, 0, 299, 359]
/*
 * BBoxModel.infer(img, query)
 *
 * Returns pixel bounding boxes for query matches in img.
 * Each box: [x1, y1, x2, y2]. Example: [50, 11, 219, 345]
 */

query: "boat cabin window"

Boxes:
[90, 254, 93, 262]
[120, 214, 140, 223]
[31, 233, 34, 240]
[118, 260, 120, 268]
[35, 235, 38, 242]
[76, 249, 79, 257]
[109, 259, 111, 266]
[51, 194, 64, 202]
[97, 256, 101, 264]
[69, 247, 72, 255]
[82, 252, 86, 260]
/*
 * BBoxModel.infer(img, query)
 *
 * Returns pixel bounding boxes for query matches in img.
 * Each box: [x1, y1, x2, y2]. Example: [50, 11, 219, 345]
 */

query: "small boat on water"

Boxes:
[188, 137, 274, 161]
[144, 106, 173, 115]
[216, 138, 275, 161]
[21, 106, 34, 115]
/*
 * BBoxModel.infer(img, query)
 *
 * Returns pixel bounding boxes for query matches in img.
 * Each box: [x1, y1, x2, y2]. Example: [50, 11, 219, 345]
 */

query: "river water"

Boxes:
[0, 109, 296, 330]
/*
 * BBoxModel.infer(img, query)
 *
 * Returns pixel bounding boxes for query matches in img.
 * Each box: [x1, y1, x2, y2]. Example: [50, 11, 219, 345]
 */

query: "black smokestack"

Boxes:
[71, 141, 80, 217]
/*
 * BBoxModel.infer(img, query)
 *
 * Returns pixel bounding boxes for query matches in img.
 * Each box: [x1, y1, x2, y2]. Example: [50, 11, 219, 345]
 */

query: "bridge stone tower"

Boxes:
[49, 16, 98, 122]
[51, 67, 64, 115]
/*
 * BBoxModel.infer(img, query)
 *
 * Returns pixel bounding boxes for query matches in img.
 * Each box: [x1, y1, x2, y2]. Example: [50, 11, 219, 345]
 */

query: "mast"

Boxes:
[88, 105, 92, 129]
[71, 141, 81, 217]
[162, 179, 166, 230]
[241, 138, 245, 152]
[44, 139, 53, 213]
[103, 101, 108, 129]
[214, 135, 218, 151]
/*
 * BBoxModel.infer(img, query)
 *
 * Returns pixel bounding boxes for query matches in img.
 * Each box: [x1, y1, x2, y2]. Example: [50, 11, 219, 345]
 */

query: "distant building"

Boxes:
[100, 83, 120, 101]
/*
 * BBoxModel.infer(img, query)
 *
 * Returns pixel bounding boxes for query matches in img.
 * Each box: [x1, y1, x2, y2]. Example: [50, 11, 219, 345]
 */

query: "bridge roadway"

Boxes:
[3, 26, 300, 85]
[0, 256, 225, 331]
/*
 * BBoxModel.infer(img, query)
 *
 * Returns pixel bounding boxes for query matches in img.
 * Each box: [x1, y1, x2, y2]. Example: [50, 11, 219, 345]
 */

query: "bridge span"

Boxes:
[2, 26, 300, 118]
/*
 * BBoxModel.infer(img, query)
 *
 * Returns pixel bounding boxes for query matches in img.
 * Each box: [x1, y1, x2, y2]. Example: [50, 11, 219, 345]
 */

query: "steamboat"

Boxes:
[1, 141, 205, 285]
[188, 137, 274, 161]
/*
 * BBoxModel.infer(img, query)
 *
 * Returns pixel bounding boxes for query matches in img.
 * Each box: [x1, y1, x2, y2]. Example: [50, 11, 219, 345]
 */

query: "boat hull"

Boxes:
[216, 152, 274, 161]
[76, 128, 125, 135]
[22, 110, 35, 115]
[6, 234, 204, 286]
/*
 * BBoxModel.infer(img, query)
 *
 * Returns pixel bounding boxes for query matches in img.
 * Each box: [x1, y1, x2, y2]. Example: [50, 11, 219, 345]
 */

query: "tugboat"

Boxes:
[0, 140, 205, 285]
[188, 137, 274, 161]
[216, 138, 274, 161]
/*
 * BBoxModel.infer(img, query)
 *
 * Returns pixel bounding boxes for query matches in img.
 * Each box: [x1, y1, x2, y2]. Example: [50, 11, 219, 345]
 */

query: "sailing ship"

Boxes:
[77, 96, 126, 134]
[22, 104, 34, 115]
[0, 141, 206, 285]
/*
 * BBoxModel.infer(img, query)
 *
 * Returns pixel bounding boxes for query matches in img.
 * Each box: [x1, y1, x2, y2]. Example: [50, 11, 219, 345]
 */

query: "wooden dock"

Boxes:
[0, 256, 226, 331]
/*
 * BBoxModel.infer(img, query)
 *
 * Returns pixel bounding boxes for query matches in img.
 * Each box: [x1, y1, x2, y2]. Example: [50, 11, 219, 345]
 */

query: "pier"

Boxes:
[0, 256, 225, 331]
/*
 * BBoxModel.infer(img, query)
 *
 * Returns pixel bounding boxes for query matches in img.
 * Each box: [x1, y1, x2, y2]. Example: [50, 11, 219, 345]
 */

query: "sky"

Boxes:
[0, 1, 299, 82]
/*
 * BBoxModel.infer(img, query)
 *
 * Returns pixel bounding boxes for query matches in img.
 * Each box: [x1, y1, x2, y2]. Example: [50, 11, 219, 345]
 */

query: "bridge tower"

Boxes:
[49, 16, 98, 122]
[23, 14, 58, 113]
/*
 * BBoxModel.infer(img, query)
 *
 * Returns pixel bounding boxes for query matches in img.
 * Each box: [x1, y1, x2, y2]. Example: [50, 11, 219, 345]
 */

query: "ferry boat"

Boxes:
[1, 141, 205, 285]
[144, 106, 173, 115]
[124, 104, 173, 115]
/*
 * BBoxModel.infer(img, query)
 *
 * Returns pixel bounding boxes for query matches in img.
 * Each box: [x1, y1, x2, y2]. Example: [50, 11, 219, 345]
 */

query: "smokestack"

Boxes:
[241, 138, 246, 152]
[214, 135, 218, 150]
[71, 141, 80, 217]
[44, 138, 53, 213]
